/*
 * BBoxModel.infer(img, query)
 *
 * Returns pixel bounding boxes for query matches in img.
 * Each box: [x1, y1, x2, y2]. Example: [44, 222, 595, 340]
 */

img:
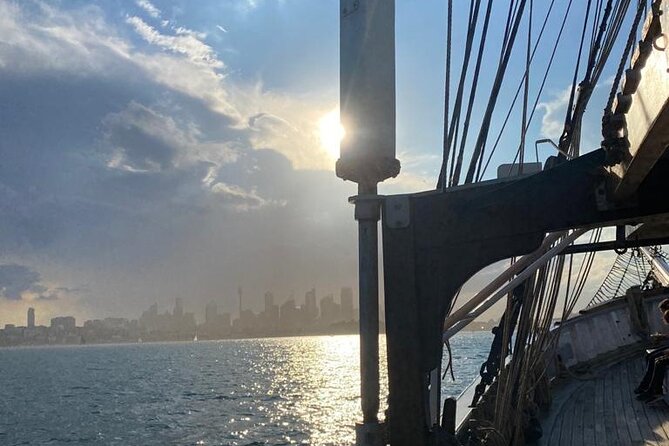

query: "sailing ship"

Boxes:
[337, 0, 669, 444]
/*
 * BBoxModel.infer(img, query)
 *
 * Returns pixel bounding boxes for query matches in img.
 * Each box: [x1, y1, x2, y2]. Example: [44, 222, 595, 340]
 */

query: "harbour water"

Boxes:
[0, 332, 491, 446]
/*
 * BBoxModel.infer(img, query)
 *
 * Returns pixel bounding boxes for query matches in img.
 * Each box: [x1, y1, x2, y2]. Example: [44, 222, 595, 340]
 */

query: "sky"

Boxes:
[0, 0, 636, 326]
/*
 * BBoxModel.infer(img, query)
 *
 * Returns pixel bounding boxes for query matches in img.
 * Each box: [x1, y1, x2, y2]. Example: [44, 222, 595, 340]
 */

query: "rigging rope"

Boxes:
[449, 0, 494, 187]
[463, 0, 528, 184]
[439, 0, 453, 192]
[437, 0, 482, 189]
[519, 0, 533, 174]
[478, 0, 572, 181]
[605, 0, 646, 116]
[587, 246, 665, 308]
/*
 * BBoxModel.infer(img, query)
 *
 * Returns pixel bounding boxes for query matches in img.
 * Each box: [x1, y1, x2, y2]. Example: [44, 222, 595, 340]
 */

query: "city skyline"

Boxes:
[0, 283, 360, 328]
[0, 285, 362, 347]
[0, 0, 617, 329]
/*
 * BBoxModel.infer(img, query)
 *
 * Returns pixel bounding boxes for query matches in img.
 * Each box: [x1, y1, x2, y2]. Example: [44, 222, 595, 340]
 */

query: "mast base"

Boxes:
[355, 421, 386, 446]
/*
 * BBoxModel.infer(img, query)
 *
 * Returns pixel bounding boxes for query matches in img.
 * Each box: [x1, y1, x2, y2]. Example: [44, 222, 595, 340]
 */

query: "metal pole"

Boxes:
[355, 183, 383, 445]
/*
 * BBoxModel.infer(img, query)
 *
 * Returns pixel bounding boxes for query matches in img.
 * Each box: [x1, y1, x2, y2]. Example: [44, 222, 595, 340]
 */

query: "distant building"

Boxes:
[238, 309, 256, 334]
[174, 298, 184, 318]
[280, 299, 300, 332]
[205, 301, 218, 326]
[262, 292, 280, 331]
[320, 294, 341, 326]
[304, 288, 318, 321]
[201, 301, 231, 339]
[264, 292, 274, 311]
[138, 301, 195, 340]
[340, 287, 354, 321]
[50, 316, 76, 331]
[238, 287, 243, 319]
[27, 307, 35, 328]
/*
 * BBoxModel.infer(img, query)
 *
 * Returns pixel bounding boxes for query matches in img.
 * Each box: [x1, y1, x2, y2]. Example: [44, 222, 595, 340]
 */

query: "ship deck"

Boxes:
[542, 356, 669, 445]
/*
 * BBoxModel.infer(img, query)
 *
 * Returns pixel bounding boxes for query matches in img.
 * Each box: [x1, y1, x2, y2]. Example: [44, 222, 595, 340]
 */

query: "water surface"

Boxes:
[0, 332, 491, 445]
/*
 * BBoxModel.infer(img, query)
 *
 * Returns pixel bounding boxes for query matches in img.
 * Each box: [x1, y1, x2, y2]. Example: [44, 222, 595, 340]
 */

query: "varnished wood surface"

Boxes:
[545, 357, 669, 445]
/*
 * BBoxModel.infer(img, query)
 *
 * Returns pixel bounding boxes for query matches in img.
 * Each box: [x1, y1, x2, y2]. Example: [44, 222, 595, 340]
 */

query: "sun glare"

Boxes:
[318, 109, 345, 160]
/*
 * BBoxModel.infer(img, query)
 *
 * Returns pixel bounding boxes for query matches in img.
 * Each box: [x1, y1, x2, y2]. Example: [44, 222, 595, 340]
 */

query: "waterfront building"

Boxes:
[304, 288, 318, 321]
[50, 316, 76, 331]
[201, 301, 232, 339]
[280, 299, 300, 332]
[174, 298, 184, 318]
[260, 292, 280, 333]
[340, 287, 354, 322]
[27, 307, 35, 328]
[205, 301, 218, 326]
[320, 294, 341, 327]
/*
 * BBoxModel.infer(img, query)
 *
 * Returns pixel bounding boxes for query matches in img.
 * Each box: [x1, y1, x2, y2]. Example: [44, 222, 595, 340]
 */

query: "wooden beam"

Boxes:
[608, 1, 669, 199]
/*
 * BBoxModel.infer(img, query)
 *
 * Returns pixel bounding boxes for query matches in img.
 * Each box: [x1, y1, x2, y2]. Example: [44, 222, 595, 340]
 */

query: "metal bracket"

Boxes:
[350, 194, 384, 221]
[385, 196, 410, 229]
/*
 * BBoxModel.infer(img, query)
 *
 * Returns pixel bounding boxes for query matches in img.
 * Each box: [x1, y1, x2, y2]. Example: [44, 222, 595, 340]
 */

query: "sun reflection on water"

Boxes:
[0, 334, 489, 445]
[261, 335, 388, 445]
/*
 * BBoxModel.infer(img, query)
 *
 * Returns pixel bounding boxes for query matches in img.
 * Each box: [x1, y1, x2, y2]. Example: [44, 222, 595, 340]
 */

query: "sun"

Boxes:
[318, 108, 345, 160]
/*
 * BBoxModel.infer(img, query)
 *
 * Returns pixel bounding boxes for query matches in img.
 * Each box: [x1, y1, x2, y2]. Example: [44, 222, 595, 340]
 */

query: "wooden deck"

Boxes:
[543, 357, 669, 446]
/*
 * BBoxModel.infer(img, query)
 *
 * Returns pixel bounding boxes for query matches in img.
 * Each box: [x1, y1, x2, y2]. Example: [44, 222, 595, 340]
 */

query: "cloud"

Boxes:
[537, 87, 571, 140]
[0, 1, 332, 169]
[103, 101, 183, 172]
[126, 16, 222, 68]
[209, 181, 283, 211]
[0, 264, 41, 300]
[136, 0, 160, 18]
[0, 1, 355, 325]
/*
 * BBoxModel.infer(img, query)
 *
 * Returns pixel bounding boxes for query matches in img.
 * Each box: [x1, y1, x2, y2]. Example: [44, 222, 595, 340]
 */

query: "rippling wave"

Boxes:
[0, 332, 491, 445]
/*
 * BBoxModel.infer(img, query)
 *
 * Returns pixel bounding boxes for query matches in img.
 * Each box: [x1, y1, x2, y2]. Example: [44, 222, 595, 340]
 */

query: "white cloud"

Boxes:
[126, 16, 222, 68]
[210, 181, 284, 211]
[136, 0, 161, 18]
[0, 2, 333, 170]
[537, 87, 571, 140]
[173, 26, 207, 39]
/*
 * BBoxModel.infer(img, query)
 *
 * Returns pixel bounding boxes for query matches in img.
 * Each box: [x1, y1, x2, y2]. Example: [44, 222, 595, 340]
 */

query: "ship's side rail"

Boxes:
[530, 290, 669, 445]
[546, 289, 669, 378]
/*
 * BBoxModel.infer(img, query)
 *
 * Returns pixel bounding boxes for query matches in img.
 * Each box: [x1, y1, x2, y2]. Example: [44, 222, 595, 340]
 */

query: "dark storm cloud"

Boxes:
[0, 264, 41, 300]
[0, 1, 359, 322]
[103, 102, 180, 171]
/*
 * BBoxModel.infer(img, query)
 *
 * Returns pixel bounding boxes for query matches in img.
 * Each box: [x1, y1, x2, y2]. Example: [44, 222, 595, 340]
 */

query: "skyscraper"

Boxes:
[304, 288, 318, 320]
[320, 294, 341, 326]
[238, 286, 243, 319]
[205, 301, 218, 325]
[340, 287, 354, 321]
[174, 298, 184, 318]
[27, 307, 35, 328]
[264, 292, 274, 312]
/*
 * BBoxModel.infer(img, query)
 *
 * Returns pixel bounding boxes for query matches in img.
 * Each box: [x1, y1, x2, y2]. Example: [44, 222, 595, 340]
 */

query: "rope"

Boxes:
[437, 0, 482, 189]
[519, 0, 533, 174]
[449, 0, 494, 187]
[463, 0, 529, 184]
[439, 0, 453, 192]
[478, 0, 573, 181]
[605, 0, 645, 116]
[587, 246, 665, 308]
[558, 0, 593, 158]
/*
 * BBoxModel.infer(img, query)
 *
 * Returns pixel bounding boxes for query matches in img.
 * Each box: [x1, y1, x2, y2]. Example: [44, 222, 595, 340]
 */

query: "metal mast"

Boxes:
[337, 1, 400, 444]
